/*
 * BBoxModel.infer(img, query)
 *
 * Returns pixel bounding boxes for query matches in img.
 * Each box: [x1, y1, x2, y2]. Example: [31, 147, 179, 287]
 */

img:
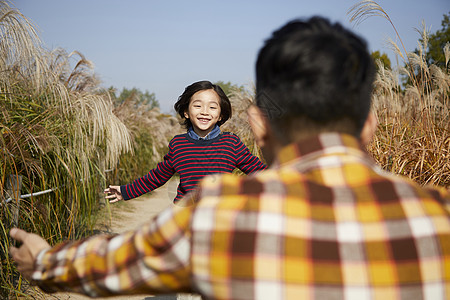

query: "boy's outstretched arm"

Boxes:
[9, 228, 51, 279]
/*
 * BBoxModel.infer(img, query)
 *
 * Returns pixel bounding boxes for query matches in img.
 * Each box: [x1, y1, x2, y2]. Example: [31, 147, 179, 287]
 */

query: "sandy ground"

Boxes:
[38, 178, 192, 300]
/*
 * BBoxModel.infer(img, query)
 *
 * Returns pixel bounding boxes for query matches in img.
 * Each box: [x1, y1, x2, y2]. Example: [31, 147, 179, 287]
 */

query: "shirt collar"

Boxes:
[187, 124, 221, 140]
[276, 133, 366, 166]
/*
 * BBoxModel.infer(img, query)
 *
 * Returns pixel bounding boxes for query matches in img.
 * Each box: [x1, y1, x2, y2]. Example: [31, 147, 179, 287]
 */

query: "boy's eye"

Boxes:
[210, 106, 217, 109]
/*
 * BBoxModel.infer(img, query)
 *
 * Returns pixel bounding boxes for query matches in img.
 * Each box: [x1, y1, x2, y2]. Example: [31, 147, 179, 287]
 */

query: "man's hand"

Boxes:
[104, 185, 124, 203]
[9, 228, 51, 279]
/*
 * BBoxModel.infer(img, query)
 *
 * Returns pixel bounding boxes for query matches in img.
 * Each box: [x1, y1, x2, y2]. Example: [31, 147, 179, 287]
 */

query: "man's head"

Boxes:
[250, 16, 376, 158]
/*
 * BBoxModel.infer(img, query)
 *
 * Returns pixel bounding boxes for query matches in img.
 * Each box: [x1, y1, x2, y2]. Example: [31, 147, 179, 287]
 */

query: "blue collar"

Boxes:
[187, 125, 221, 140]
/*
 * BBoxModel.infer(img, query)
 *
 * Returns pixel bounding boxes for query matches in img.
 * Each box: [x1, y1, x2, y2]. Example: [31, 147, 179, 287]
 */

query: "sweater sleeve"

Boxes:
[233, 135, 267, 174]
[120, 142, 176, 200]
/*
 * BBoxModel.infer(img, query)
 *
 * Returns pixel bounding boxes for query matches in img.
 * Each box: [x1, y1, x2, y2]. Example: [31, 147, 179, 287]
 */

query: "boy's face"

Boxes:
[184, 89, 222, 137]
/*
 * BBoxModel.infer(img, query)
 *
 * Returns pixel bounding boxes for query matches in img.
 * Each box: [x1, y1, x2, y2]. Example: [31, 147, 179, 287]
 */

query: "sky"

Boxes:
[12, 0, 449, 113]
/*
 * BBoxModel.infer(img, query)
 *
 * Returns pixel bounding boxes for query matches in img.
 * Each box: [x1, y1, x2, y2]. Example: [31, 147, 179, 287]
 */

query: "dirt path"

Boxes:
[49, 178, 181, 300]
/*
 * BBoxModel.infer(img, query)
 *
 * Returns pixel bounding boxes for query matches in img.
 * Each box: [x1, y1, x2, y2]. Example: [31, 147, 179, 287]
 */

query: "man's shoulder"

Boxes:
[381, 168, 449, 198]
[364, 166, 450, 215]
[422, 184, 450, 212]
[199, 167, 282, 196]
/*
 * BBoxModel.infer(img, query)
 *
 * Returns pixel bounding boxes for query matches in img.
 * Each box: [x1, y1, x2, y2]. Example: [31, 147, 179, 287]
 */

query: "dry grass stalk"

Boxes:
[0, 2, 134, 296]
[348, 0, 419, 88]
[0, 0, 46, 93]
[354, 1, 450, 188]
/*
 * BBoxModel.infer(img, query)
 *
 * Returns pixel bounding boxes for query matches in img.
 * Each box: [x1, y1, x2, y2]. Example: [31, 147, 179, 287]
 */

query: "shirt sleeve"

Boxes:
[233, 135, 267, 174]
[31, 205, 195, 297]
[425, 185, 450, 214]
[121, 142, 176, 200]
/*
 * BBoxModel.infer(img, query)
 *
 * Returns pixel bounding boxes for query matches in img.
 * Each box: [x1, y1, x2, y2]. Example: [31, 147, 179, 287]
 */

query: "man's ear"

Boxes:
[247, 105, 269, 147]
[360, 112, 377, 146]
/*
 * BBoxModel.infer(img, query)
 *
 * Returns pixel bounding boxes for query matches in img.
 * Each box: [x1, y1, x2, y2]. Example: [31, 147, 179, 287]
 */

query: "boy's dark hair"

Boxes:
[256, 16, 375, 142]
[174, 80, 232, 129]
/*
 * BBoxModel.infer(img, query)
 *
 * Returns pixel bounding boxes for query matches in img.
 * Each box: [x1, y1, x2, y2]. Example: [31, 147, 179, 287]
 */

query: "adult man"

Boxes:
[10, 16, 450, 299]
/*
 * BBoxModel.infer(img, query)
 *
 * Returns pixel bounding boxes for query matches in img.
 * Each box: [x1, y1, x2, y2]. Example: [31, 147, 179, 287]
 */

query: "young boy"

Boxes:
[105, 80, 266, 204]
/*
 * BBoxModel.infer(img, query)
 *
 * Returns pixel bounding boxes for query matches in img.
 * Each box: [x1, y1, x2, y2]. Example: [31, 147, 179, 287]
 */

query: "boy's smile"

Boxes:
[184, 89, 222, 137]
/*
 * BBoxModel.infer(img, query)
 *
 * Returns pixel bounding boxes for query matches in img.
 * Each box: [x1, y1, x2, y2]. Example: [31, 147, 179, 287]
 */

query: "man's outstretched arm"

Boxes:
[9, 204, 194, 297]
[9, 228, 51, 279]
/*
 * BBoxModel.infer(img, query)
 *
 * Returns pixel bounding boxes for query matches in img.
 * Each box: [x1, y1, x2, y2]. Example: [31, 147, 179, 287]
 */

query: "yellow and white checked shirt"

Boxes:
[32, 133, 450, 299]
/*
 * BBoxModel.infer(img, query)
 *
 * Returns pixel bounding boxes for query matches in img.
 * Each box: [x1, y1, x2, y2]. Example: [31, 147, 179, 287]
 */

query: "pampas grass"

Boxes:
[0, 2, 132, 297]
[349, 0, 450, 188]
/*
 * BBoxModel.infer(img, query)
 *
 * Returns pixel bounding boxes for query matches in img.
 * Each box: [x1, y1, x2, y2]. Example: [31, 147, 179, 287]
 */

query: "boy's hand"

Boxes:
[9, 228, 51, 279]
[104, 185, 124, 203]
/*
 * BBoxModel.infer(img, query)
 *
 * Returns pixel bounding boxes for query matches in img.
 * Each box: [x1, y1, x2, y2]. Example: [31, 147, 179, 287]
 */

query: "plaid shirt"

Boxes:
[32, 133, 450, 299]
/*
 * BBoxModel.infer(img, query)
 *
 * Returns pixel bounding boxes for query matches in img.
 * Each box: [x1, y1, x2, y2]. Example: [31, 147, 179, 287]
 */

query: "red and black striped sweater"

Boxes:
[120, 132, 267, 203]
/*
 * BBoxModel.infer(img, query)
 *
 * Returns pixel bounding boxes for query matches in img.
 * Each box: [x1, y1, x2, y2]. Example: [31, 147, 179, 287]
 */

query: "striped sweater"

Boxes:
[120, 132, 267, 203]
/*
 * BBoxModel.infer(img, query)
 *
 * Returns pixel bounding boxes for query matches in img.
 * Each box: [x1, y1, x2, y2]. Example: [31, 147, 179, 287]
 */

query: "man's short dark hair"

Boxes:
[256, 16, 375, 142]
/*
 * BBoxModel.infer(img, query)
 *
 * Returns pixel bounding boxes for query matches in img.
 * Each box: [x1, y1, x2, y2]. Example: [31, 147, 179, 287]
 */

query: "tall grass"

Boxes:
[107, 92, 183, 185]
[0, 1, 131, 297]
[349, 0, 450, 188]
